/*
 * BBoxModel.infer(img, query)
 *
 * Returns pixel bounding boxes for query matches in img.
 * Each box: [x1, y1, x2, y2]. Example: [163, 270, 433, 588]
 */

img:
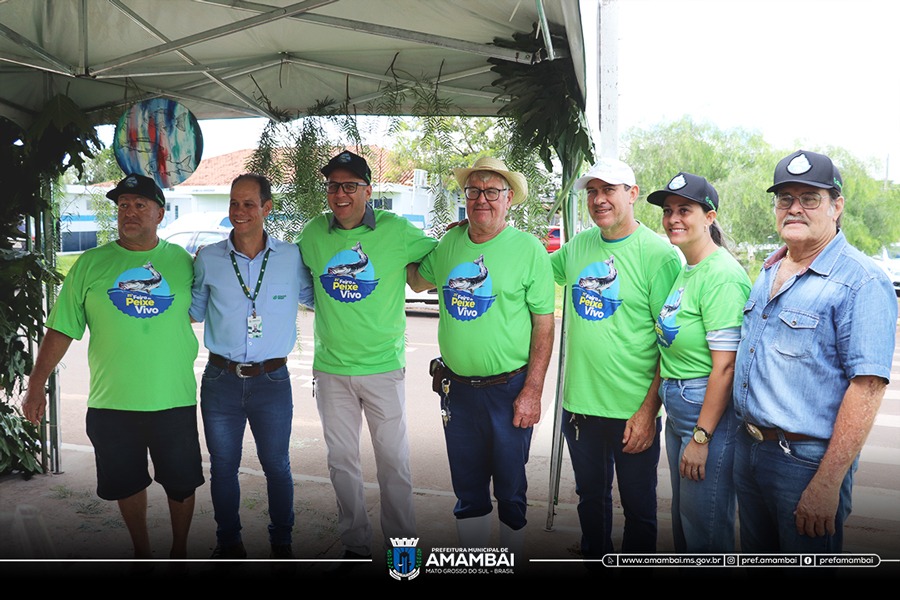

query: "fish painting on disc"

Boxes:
[113, 98, 203, 188]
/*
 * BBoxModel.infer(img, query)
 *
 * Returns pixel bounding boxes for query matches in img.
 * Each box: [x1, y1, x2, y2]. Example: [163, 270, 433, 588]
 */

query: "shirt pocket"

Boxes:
[774, 309, 818, 358]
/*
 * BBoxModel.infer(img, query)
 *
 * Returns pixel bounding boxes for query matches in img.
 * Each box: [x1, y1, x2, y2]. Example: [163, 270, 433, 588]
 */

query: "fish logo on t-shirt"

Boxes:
[655, 287, 684, 347]
[321, 242, 379, 303]
[108, 262, 175, 318]
[443, 255, 495, 321]
[572, 255, 622, 322]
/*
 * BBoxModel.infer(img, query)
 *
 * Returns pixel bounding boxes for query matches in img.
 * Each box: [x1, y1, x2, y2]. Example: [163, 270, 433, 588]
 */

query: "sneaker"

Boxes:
[210, 541, 247, 559]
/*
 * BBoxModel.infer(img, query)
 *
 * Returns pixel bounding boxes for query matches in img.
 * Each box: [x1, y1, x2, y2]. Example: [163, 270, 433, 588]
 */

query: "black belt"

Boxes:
[209, 353, 287, 379]
[743, 422, 822, 442]
[446, 365, 527, 388]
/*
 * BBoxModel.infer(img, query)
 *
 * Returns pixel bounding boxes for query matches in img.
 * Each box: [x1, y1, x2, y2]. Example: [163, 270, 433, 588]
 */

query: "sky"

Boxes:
[615, 0, 900, 180]
[98, 0, 900, 180]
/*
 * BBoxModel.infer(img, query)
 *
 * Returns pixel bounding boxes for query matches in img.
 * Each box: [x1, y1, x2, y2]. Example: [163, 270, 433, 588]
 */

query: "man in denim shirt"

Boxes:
[734, 150, 897, 553]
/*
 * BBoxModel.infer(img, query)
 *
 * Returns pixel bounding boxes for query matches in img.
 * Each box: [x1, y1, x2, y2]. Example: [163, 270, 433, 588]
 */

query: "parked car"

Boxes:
[872, 243, 900, 297]
[405, 284, 440, 304]
[163, 229, 230, 256]
[542, 225, 561, 253]
[159, 211, 232, 256]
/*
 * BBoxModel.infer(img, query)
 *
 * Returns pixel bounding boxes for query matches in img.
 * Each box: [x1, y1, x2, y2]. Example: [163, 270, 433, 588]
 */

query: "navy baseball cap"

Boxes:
[767, 150, 843, 193]
[106, 174, 166, 206]
[321, 151, 372, 184]
[647, 172, 719, 211]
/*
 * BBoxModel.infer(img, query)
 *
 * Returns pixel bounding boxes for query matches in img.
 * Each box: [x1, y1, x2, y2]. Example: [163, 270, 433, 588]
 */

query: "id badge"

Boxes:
[247, 314, 263, 338]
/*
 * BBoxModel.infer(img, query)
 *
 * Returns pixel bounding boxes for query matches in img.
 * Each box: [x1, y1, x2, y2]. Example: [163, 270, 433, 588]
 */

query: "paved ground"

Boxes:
[1, 311, 899, 583]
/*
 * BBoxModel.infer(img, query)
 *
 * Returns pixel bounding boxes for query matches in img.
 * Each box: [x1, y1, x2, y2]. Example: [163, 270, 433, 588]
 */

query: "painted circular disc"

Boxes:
[113, 98, 203, 188]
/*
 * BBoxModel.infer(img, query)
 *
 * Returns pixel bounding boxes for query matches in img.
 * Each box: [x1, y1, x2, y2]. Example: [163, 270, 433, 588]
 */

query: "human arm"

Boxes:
[189, 245, 209, 323]
[622, 363, 663, 454]
[794, 375, 886, 537]
[680, 349, 736, 480]
[512, 312, 555, 428]
[406, 263, 435, 293]
[297, 260, 315, 309]
[22, 329, 74, 425]
[622, 246, 680, 453]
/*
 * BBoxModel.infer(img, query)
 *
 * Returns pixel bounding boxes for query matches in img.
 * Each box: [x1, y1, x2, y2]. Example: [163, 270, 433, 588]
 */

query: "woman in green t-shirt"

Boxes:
[647, 172, 751, 553]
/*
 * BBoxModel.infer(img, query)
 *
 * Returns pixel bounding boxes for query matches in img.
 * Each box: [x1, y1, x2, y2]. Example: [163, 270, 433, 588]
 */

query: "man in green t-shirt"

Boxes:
[23, 174, 203, 563]
[550, 159, 681, 561]
[409, 157, 555, 560]
[297, 151, 437, 570]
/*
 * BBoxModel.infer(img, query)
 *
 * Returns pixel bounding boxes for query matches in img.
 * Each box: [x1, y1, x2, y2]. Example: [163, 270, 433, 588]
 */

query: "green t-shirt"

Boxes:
[46, 240, 199, 411]
[550, 224, 681, 418]
[297, 209, 438, 375]
[418, 224, 555, 376]
[655, 247, 751, 379]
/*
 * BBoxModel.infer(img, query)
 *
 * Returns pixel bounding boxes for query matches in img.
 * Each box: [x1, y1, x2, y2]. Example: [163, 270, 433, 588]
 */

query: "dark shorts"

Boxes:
[85, 406, 205, 501]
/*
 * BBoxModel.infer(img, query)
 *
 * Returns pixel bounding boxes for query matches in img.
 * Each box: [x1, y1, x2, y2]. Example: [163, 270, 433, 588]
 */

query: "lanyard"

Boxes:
[230, 248, 271, 317]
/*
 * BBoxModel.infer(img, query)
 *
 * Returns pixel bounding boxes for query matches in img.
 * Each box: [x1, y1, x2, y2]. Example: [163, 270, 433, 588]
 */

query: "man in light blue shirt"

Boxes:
[191, 173, 314, 562]
[734, 150, 896, 553]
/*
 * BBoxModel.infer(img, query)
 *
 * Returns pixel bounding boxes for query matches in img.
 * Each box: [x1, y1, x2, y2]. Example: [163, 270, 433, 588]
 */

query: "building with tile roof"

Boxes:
[59, 148, 447, 252]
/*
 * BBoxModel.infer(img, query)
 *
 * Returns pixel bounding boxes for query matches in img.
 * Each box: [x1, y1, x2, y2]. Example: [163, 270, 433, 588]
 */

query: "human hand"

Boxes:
[22, 383, 47, 425]
[512, 386, 541, 429]
[680, 440, 709, 481]
[622, 408, 656, 454]
[795, 479, 839, 537]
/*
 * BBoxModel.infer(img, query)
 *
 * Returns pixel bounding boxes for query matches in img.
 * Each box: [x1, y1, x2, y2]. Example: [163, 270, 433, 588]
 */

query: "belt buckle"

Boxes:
[745, 423, 764, 442]
[235, 362, 253, 378]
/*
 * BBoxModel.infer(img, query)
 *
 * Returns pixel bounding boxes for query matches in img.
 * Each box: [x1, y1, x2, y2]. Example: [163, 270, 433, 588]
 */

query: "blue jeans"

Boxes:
[200, 362, 294, 546]
[562, 410, 661, 557]
[443, 370, 531, 530]
[660, 377, 737, 553]
[734, 425, 856, 553]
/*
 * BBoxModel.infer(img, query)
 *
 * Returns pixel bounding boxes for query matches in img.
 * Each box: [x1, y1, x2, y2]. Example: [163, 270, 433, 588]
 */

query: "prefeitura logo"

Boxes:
[387, 537, 422, 580]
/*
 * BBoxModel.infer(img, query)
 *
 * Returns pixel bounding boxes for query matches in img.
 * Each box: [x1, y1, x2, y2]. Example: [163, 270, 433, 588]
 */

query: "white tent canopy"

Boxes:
[0, 0, 590, 128]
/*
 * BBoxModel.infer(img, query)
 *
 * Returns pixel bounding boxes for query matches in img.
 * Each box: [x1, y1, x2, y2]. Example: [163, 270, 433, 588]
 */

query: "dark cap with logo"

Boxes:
[321, 151, 372, 184]
[106, 174, 166, 207]
[647, 172, 719, 211]
[767, 150, 843, 193]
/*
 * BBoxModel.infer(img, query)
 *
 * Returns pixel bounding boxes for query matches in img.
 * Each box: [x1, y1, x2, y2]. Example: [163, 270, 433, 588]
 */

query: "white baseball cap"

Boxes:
[573, 158, 636, 191]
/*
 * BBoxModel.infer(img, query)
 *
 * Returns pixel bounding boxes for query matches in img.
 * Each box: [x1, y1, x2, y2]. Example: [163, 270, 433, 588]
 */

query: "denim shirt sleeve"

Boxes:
[838, 269, 897, 382]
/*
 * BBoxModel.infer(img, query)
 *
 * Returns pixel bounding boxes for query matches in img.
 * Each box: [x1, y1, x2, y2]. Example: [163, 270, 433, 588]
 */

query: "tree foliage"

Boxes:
[245, 116, 341, 242]
[621, 117, 900, 256]
[390, 116, 554, 237]
[64, 146, 122, 185]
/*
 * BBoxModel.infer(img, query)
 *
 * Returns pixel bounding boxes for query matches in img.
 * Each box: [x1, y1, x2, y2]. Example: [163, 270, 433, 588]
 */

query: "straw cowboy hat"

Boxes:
[453, 157, 529, 205]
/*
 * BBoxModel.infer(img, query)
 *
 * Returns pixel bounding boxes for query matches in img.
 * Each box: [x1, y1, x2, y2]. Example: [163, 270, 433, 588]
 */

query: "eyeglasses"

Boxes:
[325, 181, 369, 194]
[464, 187, 508, 201]
[774, 192, 825, 210]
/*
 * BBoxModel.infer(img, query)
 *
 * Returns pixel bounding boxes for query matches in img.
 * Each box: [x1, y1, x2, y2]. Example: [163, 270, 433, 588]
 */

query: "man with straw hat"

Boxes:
[409, 156, 555, 562]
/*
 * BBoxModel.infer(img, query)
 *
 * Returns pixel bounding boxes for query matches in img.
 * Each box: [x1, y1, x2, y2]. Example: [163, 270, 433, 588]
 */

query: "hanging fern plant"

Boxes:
[489, 23, 595, 233]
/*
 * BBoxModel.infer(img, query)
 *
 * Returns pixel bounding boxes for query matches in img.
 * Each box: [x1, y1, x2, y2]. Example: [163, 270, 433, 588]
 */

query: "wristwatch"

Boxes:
[692, 425, 712, 444]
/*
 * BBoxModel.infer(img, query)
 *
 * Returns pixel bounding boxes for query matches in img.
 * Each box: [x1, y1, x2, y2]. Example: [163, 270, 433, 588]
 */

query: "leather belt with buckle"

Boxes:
[208, 353, 287, 379]
[744, 422, 821, 442]
[446, 364, 528, 388]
